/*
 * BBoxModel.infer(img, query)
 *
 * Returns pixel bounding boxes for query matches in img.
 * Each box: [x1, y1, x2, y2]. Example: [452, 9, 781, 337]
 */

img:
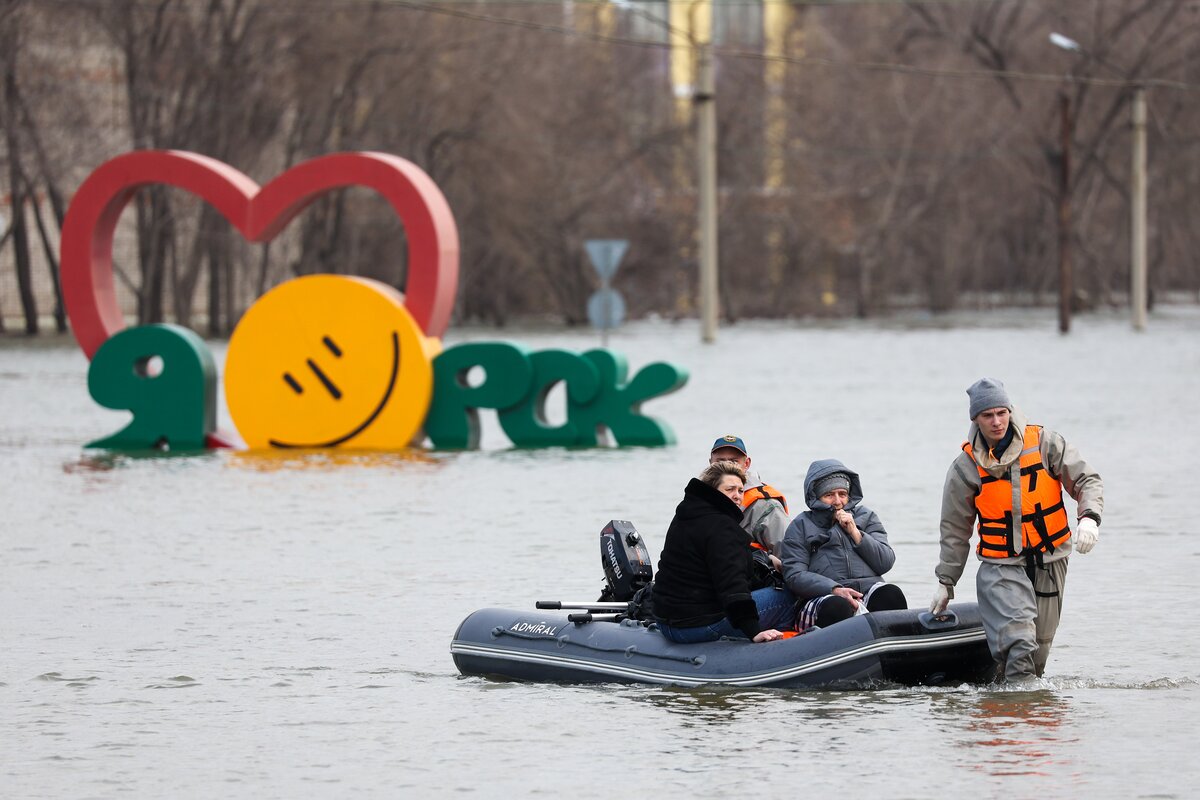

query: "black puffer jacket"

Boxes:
[653, 478, 761, 638]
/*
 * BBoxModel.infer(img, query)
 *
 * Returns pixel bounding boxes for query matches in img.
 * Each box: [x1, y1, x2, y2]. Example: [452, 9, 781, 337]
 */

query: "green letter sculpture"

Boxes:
[426, 343, 687, 449]
[86, 324, 217, 450]
[497, 348, 601, 447]
[567, 349, 688, 447]
[425, 342, 535, 449]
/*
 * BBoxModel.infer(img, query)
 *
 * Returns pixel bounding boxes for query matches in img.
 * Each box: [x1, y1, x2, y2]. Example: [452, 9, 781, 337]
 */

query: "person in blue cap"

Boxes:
[708, 435, 790, 560]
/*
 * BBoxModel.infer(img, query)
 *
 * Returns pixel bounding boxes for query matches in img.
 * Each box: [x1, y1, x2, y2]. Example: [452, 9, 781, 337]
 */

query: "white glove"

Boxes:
[1075, 517, 1099, 555]
[929, 584, 951, 614]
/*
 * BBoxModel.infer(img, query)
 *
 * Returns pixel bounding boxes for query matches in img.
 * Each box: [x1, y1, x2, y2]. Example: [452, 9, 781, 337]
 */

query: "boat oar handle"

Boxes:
[536, 600, 629, 612]
[567, 612, 623, 624]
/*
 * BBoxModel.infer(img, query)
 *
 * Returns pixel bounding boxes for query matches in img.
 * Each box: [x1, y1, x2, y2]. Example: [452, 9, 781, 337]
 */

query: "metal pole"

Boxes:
[601, 281, 610, 348]
[1131, 86, 1148, 331]
[1058, 93, 1072, 335]
[696, 37, 719, 343]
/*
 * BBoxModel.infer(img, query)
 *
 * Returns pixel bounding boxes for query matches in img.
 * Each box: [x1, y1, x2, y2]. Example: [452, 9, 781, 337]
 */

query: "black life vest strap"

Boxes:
[1024, 550, 1061, 598]
[759, 486, 786, 513]
[976, 509, 1018, 557]
[1028, 502, 1057, 555]
[1021, 462, 1043, 491]
[1023, 549, 1043, 584]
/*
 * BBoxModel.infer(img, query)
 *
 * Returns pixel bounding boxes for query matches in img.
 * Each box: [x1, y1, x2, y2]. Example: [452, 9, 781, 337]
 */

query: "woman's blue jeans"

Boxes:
[657, 587, 796, 644]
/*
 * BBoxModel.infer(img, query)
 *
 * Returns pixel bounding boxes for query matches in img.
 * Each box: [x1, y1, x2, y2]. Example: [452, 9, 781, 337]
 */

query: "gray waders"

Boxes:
[976, 557, 1068, 681]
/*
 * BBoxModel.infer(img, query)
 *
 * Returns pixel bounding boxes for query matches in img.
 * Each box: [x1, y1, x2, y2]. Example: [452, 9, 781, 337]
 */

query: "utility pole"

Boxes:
[1057, 93, 1072, 335]
[1131, 86, 1148, 331]
[696, 29, 718, 343]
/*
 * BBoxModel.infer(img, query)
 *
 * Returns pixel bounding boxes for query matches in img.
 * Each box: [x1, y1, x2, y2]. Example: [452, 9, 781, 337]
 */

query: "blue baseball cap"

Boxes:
[710, 435, 748, 456]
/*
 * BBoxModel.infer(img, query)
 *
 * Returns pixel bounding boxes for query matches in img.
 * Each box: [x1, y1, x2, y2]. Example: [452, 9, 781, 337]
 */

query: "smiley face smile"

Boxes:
[269, 331, 401, 449]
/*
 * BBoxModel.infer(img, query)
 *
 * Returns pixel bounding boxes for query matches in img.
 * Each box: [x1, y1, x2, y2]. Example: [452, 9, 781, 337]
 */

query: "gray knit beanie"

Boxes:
[967, 377, 1013, 419]
[813, 472, 851, 498]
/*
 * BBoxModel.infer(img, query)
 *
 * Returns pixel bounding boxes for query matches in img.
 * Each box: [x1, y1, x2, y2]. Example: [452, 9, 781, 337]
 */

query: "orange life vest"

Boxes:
[963, 424, 1071, 560]
[743, 483, 788, 515]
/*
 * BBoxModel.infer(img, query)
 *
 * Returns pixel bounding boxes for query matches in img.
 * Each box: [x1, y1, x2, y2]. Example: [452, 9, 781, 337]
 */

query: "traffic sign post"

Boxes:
[587, 288, 626, 346]
[585, 239, 629, 347]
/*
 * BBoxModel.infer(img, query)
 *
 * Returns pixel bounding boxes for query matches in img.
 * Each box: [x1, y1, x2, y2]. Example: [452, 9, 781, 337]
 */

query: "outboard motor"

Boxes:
[599, 520, 653, 602]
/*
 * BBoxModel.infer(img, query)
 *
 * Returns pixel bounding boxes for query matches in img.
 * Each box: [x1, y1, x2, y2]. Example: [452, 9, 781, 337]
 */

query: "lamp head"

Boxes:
[1049, 32, 1083, 53]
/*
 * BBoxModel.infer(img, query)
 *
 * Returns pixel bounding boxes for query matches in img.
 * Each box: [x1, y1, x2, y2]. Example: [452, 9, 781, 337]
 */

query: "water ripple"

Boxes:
[144, 676, 199, 689]
[35, 672, 98, 683]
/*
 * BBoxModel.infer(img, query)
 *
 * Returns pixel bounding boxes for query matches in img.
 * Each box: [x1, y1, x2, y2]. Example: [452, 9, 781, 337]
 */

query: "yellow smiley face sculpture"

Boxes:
[224, 275, 440, 449]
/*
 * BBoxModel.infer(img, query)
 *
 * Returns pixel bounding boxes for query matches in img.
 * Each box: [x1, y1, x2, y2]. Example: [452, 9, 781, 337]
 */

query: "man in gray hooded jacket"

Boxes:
[930, 378, 1104, 682]
[781, 459, 907, 630]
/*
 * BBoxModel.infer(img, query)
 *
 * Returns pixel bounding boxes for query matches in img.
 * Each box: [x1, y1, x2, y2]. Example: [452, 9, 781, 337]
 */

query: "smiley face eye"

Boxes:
[281, 336, 346, 399]
[305, 359, 342, 400]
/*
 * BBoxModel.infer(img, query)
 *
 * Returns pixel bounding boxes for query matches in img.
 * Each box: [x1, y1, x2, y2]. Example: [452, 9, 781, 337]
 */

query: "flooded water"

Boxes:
[3, 308, 1199, 797]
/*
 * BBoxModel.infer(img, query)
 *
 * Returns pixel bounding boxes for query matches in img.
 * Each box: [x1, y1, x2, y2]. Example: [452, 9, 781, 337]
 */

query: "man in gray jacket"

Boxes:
[930, 378, 1103, 681]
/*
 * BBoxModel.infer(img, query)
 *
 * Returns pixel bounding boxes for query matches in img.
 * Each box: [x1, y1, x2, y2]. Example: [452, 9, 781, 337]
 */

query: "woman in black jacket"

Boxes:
[653, 461, 796, 644]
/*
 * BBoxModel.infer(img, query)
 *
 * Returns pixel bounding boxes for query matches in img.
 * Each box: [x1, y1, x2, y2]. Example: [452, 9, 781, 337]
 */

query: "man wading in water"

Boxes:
[930, 378, 1104, 682]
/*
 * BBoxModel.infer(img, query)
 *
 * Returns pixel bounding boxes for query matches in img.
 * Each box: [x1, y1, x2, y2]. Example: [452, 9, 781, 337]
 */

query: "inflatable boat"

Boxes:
[451, 602, 995, 689]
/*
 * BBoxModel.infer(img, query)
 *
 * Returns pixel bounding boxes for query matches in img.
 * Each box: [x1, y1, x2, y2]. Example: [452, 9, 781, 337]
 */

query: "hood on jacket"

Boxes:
[803, 458, 864, 511]
[966, 405, 1029, 473]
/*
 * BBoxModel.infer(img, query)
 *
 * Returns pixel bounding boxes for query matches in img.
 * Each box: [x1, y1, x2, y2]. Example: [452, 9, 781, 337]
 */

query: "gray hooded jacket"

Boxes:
[780, 459, 896, 599]
[935, 406, 1105, 596]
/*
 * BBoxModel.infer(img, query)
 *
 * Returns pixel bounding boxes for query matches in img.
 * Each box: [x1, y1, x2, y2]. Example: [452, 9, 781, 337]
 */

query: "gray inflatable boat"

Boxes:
[451, 603, 994, 689]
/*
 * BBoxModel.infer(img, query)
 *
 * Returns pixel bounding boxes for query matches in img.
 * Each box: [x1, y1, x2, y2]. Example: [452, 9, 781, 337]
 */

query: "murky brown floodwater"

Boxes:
[3, 308, 1198, 797]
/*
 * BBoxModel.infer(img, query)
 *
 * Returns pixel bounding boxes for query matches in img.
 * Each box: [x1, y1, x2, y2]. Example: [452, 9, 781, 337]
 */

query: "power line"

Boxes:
[44, 0, 1055, 6]
[31, 0, 1200, 91]
[722, 48, 1195, 90]
[363, 0, 1200, 91]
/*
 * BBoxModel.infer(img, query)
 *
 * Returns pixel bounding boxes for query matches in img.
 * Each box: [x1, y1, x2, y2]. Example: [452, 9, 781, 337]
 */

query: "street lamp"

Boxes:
[1049, 32, 1149, 332]
[1048, 32, 1077, 335]
[695, 10, 718, 344]
[1049, 32, 1082, 53]
[688, 0, 719, 344]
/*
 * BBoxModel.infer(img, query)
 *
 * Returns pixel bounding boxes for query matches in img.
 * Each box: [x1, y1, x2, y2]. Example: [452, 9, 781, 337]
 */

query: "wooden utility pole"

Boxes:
[1057, 93, 1072, 335]
[1131, 86, 1148, 331]
[696, 34, 718, 343]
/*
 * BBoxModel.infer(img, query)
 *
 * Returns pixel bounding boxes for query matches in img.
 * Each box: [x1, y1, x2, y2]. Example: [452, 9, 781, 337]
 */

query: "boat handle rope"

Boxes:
[491, 626, 703, 665]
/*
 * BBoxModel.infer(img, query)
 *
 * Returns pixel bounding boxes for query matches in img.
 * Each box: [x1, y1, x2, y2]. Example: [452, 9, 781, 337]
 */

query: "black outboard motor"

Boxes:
[598, 520, 653, 602]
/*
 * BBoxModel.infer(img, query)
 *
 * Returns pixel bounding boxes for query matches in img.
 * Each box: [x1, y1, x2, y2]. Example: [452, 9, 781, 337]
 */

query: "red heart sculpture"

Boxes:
[61, 150, 459, 358]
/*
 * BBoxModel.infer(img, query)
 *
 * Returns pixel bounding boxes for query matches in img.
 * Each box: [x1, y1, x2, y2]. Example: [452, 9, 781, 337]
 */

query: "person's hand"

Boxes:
[929, 584, 951, 614]
[753, 629, 785, 643]
[768, 554, 782, 572]
[834, 509, 861, 543]
[1075, 518, 1099, 555]
[832, 586, 862, 608]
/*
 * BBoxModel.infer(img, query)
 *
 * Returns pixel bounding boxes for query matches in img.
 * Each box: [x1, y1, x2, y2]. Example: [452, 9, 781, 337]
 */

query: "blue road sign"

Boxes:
[587, 288, 626, 330]
[585, 239, 629, 283]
